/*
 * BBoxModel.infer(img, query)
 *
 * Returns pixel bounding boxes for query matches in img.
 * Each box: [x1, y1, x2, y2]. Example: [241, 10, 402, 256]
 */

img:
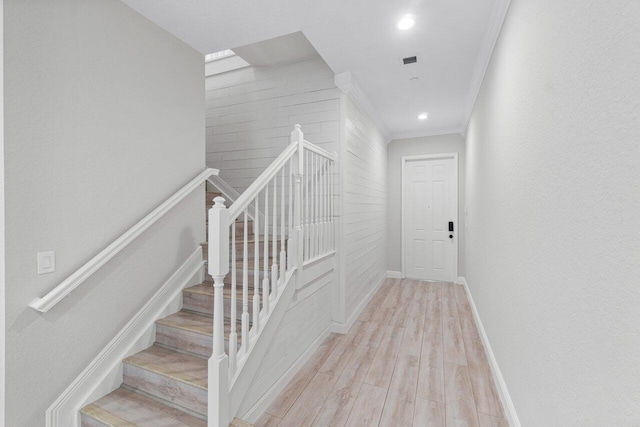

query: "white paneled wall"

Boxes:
[342, 94, 388, 319]
[206, 57, 341, 198]
[205, 58, 388, 414]
[237, 275, 333, 417]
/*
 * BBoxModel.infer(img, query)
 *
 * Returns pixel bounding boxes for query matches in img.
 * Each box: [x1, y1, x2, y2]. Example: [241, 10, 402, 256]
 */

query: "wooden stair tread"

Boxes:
[123, 345, 208, 390]
[156, 311, 212, 336]
[80, 387, 205, 427]
[230, 418, 254, 427]
[157, 310, 249, 338]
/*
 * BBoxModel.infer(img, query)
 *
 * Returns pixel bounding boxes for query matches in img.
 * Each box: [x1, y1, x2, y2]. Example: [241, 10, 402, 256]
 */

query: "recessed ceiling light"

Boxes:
[418, 113, 428, 120]
[410, 77, 419, 82]
[397, 15, 415, 30]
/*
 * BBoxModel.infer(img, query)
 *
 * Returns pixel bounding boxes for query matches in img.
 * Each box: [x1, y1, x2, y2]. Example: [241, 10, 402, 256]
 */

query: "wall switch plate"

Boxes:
[37, 251, 56, 274]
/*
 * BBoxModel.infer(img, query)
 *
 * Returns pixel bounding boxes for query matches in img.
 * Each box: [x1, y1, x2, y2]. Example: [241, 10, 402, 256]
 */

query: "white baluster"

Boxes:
[208, 197, 229, 427]
[271, 178, 278, 299]
[252, 195, 260, 333]
[311, 152, 316, 259]
[330, 159, 335, 250]
[241, 211, 249, 351]
[325, 158, 329, 254]
[262, 186, 270, 314]
[229, 221, 237, 376]
[318, 157, 327, 255]
[288, 158, 293, 270]
[291, 124, 304, 271]
[304, 150, 309, 261]
[280, 167, 286, 282]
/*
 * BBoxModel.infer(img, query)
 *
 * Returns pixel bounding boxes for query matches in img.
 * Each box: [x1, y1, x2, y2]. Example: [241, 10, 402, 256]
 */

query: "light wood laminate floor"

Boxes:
[256, 279, 507, 427]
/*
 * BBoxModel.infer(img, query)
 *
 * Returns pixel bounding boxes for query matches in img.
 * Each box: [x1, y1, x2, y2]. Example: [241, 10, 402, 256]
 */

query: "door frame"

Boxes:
[401, 153, 459, 281]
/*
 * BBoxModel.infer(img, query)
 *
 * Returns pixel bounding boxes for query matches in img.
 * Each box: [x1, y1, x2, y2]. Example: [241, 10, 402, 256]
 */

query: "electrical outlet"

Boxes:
[37, 251, 55, 274]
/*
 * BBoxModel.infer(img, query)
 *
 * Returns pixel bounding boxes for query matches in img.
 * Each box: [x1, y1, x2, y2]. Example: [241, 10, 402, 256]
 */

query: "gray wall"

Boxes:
[465, 0, 640, 424]
[386, 134, 466, 276]
[3, 0, 204, 425]
[0, 0, 5, 421]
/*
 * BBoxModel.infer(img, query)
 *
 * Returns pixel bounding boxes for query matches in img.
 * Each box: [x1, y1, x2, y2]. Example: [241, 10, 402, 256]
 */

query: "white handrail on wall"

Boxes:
[29, 168, 220, 313]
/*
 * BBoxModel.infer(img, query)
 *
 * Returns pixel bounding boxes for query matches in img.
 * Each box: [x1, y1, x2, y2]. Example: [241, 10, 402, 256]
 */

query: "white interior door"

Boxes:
[403, 156, 457, 282]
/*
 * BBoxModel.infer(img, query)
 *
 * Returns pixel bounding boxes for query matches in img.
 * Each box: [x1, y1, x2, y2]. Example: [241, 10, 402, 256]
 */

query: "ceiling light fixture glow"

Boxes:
[397, 15, 415, 30]
[418, 113, 428, 120]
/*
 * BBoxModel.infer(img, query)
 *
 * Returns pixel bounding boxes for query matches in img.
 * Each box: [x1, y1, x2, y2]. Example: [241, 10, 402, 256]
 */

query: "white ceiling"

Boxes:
[120, 0, 510, 139]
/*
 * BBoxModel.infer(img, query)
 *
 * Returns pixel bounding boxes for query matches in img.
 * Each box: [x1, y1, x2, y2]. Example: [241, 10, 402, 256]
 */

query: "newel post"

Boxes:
[289, 125, 304, 275]
[208, 197, 230, 427]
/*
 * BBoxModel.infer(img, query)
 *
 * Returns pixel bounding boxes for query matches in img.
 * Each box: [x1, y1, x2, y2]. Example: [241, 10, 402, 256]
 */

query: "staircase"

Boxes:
[79, 191, 257, 427]
[69, 125, 336, 427]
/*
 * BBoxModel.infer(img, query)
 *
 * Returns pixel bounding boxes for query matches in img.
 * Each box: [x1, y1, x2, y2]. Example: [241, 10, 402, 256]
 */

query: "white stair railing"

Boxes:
[207, 125, 336, 427]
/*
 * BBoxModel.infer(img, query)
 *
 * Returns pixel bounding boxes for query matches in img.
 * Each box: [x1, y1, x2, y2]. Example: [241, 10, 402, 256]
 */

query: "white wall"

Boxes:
[3, 0, 204, 425]
[205, 57, 341, 196]
[342, 94, 387, 320]
[465, 0, 640, 424]
[386, 134, 466, 276]
[0, 0, 5, 424]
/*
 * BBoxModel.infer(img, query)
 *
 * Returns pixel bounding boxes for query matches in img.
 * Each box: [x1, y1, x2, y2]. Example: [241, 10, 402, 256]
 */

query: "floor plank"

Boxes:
[319, 335, 357, 377]
[389, 353, 420, 399]
[399, 299, 426, 357]
[345, 383, 387, 427]
[443, 316, 468, 366]
[379, 389, 415, 427]
[278, 372, 337, 427]
[445, 363, 480, 427]
[413, 398, 445, 426]
[266, 334, 340, 417]
[442, 285, 459, 318]
[364, 325, 405, 388]
[359, 320, 388, 348]
[255, 413, 282, 427]
[311, 375, 362, 427]
[417, 332, 444, 403]
[477, 412, 509, 427]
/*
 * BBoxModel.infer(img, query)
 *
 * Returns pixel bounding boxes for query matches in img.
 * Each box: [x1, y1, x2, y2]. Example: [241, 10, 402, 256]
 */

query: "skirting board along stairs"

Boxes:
[80, 190, 255, 427]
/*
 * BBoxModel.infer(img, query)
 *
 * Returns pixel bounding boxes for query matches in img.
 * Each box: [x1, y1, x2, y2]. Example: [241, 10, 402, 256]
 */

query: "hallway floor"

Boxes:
[256, 279, 507, 427]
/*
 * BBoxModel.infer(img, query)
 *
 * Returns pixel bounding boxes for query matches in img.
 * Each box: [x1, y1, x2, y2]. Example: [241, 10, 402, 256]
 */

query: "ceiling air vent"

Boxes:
[403, 56, 417, 65]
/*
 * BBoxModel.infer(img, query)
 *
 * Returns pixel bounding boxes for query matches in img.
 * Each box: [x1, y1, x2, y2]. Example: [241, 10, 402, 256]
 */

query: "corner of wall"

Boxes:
[460, 277, 521, 426]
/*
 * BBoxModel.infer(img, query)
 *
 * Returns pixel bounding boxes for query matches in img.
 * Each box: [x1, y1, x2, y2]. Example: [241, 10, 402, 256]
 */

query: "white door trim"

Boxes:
[401, 153, 459, 281]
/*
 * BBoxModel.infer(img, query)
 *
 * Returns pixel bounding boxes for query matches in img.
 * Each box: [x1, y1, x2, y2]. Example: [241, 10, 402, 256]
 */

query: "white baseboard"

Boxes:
[242, 324, 333, 423]
[387, 270, 402, 279]
[46, 247, 204, 427]
[460, 277, 521, 427]
[331, 272, 386, 334]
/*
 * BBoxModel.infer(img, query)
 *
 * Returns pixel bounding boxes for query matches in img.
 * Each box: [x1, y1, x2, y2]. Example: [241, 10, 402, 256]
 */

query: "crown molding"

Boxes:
[462, 0, 512, 132]
[390, 126, 466, 141]
[334, 71, 391, 143]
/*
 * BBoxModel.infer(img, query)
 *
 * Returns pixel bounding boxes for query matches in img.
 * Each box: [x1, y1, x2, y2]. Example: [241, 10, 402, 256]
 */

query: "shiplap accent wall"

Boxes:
[342, 94, 388, 319]
[205, 58, 388, 412]
[205, 57, 341, 197]
[205, 57, 343, 415]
